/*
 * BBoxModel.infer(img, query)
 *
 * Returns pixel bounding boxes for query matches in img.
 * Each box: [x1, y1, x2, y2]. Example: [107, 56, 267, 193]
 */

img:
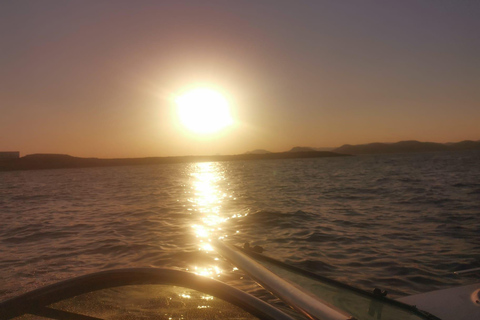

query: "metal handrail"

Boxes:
[0, 268, 296, 320]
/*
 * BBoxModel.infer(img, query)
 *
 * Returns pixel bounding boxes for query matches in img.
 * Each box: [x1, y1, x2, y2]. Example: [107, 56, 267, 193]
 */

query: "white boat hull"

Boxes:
[398, 283, 480, 320]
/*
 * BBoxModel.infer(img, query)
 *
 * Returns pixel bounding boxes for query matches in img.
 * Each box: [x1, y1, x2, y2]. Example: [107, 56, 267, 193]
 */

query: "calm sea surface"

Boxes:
[1, 151, 479, 302]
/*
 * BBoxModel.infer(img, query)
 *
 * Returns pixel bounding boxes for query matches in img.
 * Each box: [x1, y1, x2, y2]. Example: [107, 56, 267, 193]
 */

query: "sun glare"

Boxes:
[175, 88, 233, 134]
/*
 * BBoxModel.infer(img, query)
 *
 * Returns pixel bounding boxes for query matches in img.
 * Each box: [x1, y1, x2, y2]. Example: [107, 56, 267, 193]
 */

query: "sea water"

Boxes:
[1, 151, 479, 301]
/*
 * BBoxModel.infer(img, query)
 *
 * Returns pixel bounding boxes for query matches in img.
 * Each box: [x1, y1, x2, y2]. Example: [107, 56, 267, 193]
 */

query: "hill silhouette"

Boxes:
[0, 151, 348, 172]
[288, 146, 334, 152]
[333, 140, 480, 154]
[244, 149, 272, 154]
[288, 146, 316, 152]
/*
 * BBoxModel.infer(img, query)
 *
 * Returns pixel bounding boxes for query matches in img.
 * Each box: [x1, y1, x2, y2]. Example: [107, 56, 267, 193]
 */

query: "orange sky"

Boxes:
[1, 1, 479, 158]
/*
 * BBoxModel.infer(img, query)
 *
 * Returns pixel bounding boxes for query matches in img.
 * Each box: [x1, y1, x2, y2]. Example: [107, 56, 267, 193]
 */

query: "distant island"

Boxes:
[246, 140, 480, 155]
[289, 146, 334, 152]
[244, 149, 272, 155]
[332, 140, 480, 155]
[0, 151, 348, 172]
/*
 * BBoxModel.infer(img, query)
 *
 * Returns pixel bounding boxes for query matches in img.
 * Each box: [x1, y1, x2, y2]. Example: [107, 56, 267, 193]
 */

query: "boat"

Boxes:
[1, 241, 478, 320]
[213, 241, 480, 320]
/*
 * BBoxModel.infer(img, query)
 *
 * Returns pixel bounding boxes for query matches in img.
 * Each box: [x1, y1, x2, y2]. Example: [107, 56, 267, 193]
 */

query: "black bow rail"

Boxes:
[0, 268, 296, 320]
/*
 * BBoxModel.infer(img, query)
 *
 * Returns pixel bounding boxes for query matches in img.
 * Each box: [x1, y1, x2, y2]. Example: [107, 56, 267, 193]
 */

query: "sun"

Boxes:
[175, 88, 233, 134]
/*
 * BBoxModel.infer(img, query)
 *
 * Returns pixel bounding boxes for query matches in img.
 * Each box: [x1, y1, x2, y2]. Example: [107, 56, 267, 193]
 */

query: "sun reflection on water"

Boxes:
[185, 162, 235, 278]
[188, 163, 230, 242]
[183, 162, 251, 278]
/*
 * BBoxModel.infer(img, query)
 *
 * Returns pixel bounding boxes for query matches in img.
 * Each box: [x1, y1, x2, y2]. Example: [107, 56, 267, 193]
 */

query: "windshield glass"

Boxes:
[42, 284, 259, 320]
[253, 255, 438, 320]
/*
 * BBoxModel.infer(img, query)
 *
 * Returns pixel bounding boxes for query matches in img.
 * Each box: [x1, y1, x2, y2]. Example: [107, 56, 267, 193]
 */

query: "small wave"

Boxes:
[344, 210, 363, 216]
[242, 210, 317, 229]
[453, 182, 480, 188]
[305, 232, 334, 242]
[11, 194, 51, 201]
[3, 230, 78, 244]
[397, 178, 422, 183]
[248, 210, 316, 220]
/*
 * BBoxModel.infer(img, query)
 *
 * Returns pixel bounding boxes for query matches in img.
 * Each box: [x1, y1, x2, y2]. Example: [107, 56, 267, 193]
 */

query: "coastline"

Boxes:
[0, 151, 350, 172]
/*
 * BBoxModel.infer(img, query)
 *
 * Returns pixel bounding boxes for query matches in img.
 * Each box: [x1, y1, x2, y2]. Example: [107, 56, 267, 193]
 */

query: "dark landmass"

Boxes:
[288, 146, 334, 152]
[244, 149, 272, 154]
[333, 140, 480, 155]
[288, 146, 316, 152]
[313, 147, 335, 151]
[245, 146, 334, 154]
[0, 151, 349, 172]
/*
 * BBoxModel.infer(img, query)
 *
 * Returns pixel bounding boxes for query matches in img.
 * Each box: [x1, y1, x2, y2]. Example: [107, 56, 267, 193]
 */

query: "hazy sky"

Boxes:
[1, 1, 479, 158]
